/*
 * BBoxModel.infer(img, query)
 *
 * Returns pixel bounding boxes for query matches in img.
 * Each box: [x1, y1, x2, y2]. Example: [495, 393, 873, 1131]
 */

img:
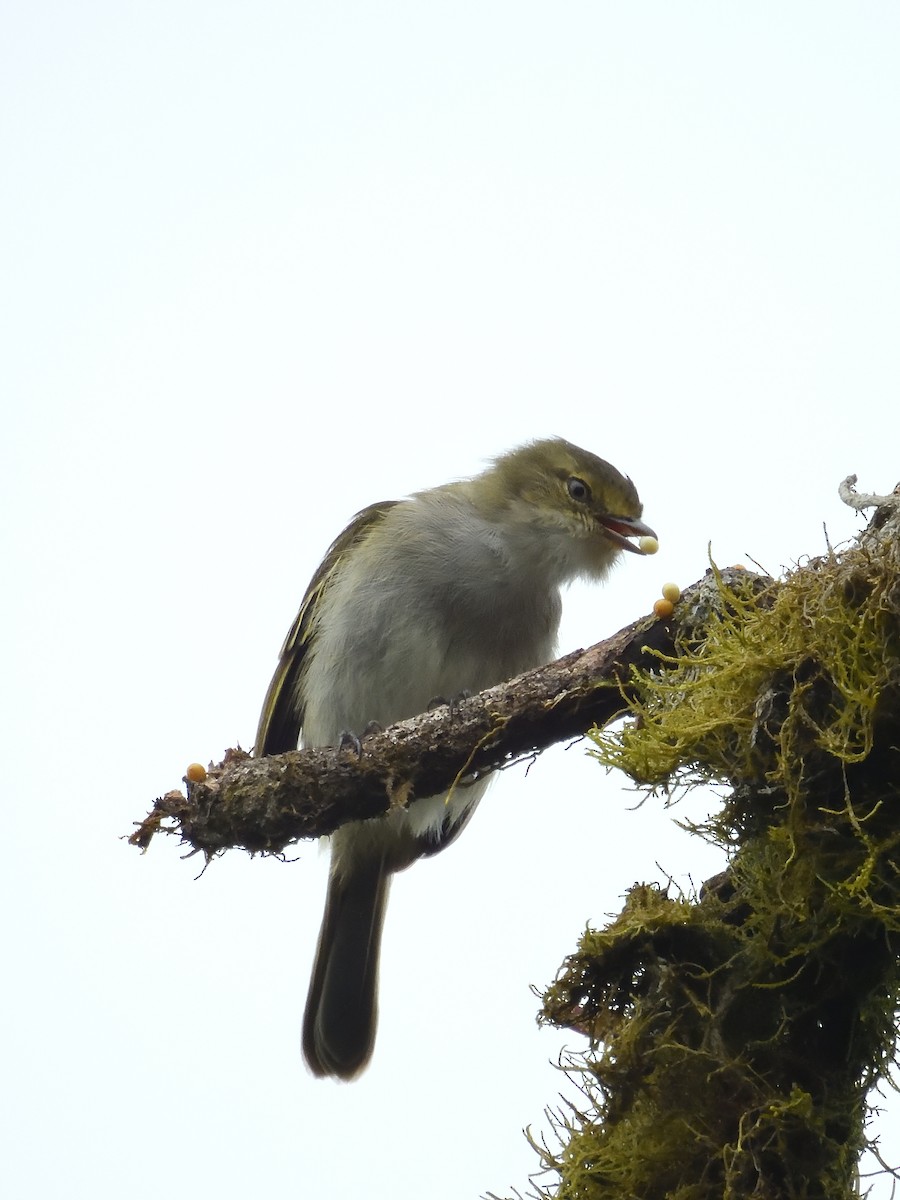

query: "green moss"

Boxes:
[599, 547, 897, 769]
[533, 525, 900, 1199]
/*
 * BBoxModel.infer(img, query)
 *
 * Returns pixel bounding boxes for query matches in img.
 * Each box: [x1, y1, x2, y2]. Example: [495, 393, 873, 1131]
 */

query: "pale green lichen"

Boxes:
[591, 544, 900, 812]
[530, 517, 900, 1200]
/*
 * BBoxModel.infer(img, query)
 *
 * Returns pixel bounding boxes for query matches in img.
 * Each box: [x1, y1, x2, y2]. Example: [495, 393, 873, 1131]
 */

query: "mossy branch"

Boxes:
[527, 478, 900, 1200]
[129, 602, 696, 857]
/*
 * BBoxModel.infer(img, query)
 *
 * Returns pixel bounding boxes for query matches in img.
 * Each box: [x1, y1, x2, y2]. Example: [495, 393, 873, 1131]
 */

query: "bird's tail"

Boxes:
[302, 859, 390, 1080]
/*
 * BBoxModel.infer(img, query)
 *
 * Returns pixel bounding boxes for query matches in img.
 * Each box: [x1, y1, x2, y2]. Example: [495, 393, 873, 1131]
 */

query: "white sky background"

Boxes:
[2, 2, 899, 1196]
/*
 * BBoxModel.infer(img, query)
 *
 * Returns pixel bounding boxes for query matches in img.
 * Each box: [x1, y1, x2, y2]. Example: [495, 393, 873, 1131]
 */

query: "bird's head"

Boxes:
[471, 437, 657, 581]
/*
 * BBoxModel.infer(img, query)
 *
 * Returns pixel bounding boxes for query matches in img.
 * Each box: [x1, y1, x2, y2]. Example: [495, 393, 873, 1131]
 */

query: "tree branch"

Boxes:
[132, 572, 761, 859]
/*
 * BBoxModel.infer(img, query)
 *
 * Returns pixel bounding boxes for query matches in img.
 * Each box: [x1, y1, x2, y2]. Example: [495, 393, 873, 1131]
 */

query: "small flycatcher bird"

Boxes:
[255, 438, 655, 1079]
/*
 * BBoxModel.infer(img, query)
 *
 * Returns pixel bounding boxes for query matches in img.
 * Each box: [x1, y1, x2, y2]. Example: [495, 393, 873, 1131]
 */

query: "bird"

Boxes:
[255, 437, 656, 1079]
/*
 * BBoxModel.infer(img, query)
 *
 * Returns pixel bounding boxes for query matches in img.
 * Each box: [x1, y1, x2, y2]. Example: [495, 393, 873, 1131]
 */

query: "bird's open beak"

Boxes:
[598, 514, 658, 554]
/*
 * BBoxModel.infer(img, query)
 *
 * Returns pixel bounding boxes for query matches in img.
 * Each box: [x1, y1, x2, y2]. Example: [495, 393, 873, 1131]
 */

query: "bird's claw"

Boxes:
[427, 690, 472, 718]
[337, 730, 364, 760]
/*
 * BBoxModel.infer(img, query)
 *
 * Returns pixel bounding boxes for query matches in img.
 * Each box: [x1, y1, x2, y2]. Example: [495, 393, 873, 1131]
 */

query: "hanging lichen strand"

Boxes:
[537, 494, 900, 1200]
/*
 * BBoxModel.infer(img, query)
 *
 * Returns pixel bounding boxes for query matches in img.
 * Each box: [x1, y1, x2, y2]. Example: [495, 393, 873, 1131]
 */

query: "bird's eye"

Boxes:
[567, 476, 591, 502]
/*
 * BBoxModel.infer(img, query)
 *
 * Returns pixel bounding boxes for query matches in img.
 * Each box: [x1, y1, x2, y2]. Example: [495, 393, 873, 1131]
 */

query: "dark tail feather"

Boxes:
[302, 862, 389, 1080]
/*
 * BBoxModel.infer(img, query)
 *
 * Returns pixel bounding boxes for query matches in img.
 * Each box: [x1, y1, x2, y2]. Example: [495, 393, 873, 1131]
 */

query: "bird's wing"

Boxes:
[254, 500, 400, 756]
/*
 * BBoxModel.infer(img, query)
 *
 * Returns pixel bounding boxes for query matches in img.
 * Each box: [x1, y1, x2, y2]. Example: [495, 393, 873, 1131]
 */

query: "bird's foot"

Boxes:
[426, 690, 472, 718]
[336, 730, 364, 760]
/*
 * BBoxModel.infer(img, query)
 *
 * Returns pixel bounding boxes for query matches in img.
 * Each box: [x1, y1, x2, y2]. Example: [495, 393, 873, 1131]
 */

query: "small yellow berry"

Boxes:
[639, 535, 659, 555]
[185, 762, 208, 783]
[661, 582, 681, 603]
[653, 597, 675, 619]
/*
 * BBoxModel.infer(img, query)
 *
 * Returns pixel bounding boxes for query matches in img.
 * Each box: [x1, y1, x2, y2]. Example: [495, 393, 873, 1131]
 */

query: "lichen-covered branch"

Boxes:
[130, 601, 694, 857]
[529, 482, 900, 1200]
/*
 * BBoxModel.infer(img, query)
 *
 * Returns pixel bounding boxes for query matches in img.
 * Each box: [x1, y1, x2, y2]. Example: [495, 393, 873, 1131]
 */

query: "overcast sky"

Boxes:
[3, 3, 899, 1197]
